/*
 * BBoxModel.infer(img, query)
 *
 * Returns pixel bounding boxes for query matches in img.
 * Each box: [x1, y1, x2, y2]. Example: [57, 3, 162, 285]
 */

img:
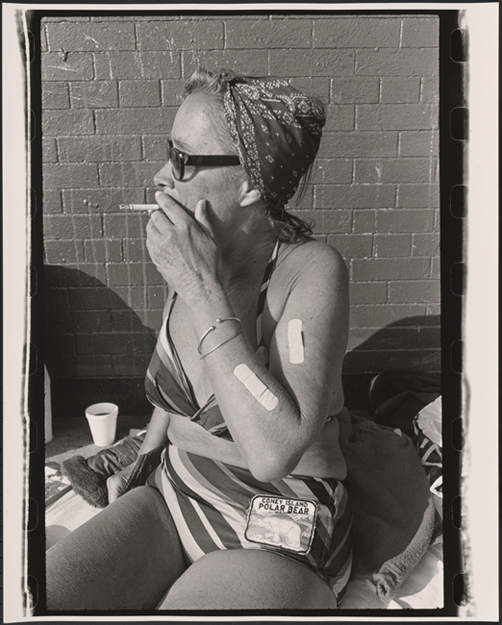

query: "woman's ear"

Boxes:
[239, 179, 262, 207]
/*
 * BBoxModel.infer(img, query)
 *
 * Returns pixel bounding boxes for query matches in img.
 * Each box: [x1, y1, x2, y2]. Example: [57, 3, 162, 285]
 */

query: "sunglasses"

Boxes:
[168, 140, 240, 181]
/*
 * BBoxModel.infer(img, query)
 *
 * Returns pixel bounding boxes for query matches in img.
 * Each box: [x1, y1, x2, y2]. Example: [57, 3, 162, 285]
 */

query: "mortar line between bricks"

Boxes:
[66, 82, 73, 109]
[399, 18, 404, 48]
[90, 53, 97, 83]
[44, 22, 51, 51]
[426, 128, 437, 186]
[133, 22, 139, 52]
[428, 257, 434, 280]
[99, 215, 105, 256]
[156, 79, 161, 108]
[96, 157, 102, 186]
[69, 209, 81, 268]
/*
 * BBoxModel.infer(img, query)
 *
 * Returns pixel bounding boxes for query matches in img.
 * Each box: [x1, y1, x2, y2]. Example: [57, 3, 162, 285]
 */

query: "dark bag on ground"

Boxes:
[369, 369, 441, 439]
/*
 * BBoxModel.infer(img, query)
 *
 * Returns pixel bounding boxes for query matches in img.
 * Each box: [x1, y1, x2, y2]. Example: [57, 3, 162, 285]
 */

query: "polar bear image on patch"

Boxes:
[252, 514, 303, 550]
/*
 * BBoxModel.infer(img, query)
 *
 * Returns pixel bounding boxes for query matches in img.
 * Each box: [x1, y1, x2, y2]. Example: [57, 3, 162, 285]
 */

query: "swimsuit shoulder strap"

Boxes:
[192, 240, 280, 426]
[162, 287, 177, 325]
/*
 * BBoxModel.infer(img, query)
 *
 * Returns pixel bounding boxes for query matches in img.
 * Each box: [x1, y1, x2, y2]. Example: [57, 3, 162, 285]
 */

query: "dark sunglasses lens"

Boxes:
[169, 146, 183, 180]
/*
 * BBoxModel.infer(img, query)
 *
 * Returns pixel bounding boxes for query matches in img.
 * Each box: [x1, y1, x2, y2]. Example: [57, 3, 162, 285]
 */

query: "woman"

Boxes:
[47, 68, 352, 611]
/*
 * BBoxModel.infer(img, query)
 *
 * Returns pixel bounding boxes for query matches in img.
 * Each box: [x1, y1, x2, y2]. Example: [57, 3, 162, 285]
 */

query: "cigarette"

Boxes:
[119, 204, 158, 211]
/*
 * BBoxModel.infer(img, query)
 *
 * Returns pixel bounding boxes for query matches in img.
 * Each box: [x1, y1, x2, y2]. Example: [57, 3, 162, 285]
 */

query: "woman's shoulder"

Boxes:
[267, 238, 348, 319]
[278, 237, 348, 285]
[264, 237, 349, 339]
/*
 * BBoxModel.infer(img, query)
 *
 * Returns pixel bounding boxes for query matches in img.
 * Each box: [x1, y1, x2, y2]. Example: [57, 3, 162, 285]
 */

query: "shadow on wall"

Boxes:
[44, 265, 158, 417]
[342, 315, 441, 411]
[43, 267, 441, 418]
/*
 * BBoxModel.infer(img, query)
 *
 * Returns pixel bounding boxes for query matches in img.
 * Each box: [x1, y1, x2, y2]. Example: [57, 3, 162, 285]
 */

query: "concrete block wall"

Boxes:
[41, 13, 440, 409]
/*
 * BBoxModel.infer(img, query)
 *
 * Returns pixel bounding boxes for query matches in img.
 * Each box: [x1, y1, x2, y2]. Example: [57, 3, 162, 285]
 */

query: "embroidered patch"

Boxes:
[245, 495, 317, 555]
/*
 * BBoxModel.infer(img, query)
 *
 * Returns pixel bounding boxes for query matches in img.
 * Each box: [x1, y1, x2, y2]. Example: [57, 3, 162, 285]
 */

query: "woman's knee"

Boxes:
[46, 486, 186, 610]
[161, 549, 338, 610]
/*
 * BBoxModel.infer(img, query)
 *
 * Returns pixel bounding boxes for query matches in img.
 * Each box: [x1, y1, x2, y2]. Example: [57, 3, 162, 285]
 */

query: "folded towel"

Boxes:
[373, 496, 436, 600]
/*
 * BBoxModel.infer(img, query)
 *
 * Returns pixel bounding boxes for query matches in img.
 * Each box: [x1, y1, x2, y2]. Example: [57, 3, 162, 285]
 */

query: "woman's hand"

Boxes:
[146, 191, 221, 300]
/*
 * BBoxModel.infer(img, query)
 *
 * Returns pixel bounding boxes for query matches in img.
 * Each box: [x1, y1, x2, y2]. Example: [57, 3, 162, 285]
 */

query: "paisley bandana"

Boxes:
[222, 73, 326, 212]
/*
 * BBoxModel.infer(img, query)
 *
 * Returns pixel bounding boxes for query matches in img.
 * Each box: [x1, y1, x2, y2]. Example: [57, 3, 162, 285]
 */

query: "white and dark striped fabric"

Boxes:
[148, 446, 352, 602]
[145, 240, 280, 433]
[144, 238, 352, 599]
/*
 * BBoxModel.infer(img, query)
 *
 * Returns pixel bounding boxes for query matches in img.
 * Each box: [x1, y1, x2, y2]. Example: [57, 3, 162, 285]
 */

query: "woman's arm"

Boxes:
[138, 406, 171, 455]
[106, 406, 170, 503]
[138, 287, 176, 455]
[146, 196, 349, 482]
[185, 245, 349, 482]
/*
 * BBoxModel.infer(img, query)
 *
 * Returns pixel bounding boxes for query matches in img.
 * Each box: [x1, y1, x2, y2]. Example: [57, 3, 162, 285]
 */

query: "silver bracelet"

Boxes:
[197, 317, 242, 356]
[200, 328, 243, 360]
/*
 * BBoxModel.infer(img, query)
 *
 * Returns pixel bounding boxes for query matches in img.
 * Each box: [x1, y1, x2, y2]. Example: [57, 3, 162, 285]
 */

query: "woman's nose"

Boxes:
[153, 162, 174, 191]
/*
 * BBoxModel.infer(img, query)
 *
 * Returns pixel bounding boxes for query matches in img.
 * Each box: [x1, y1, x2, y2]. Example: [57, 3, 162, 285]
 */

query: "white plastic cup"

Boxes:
[85, 402, 118, 447]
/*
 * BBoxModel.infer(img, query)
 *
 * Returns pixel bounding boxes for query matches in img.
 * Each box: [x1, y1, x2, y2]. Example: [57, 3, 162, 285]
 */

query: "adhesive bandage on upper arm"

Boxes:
[233, 364, 278, 411]
[288, 319, 304, 364]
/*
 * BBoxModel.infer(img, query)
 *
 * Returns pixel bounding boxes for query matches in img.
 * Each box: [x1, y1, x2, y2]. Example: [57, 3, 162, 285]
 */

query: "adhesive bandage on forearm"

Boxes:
[288, 319, 304, 364]
[233, 364, 278, 411]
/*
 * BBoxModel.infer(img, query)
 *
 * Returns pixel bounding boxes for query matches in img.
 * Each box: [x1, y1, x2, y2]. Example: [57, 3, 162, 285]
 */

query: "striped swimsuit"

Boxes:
[145, 241, 353, 601]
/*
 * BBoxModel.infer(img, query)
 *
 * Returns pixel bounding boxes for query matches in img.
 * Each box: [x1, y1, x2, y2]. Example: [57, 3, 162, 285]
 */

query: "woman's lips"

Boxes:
[155, 189, 180, 203]
[155, 190, 195, 216]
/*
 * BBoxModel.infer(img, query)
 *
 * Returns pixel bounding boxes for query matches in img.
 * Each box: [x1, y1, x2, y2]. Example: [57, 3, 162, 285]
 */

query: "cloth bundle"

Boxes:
[60, 432, 151, 508]
[335, 369, 442, 600]
[369, 369, 441, 439]
[413, 396, 443, 519]
[337, 408, 435, 600]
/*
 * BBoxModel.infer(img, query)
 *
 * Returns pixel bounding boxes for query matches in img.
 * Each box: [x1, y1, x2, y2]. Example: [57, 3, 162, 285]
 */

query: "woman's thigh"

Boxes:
[161, 548, 338, 610]
[46, 486, 187, 611]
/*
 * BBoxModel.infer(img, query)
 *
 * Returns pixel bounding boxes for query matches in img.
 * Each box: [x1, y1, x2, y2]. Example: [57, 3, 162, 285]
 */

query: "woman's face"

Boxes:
[154, 92, 242, 223]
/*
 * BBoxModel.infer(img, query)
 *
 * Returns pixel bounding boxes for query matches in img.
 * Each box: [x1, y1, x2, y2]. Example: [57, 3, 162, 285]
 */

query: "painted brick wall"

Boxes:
[41, 14, 440, 403]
